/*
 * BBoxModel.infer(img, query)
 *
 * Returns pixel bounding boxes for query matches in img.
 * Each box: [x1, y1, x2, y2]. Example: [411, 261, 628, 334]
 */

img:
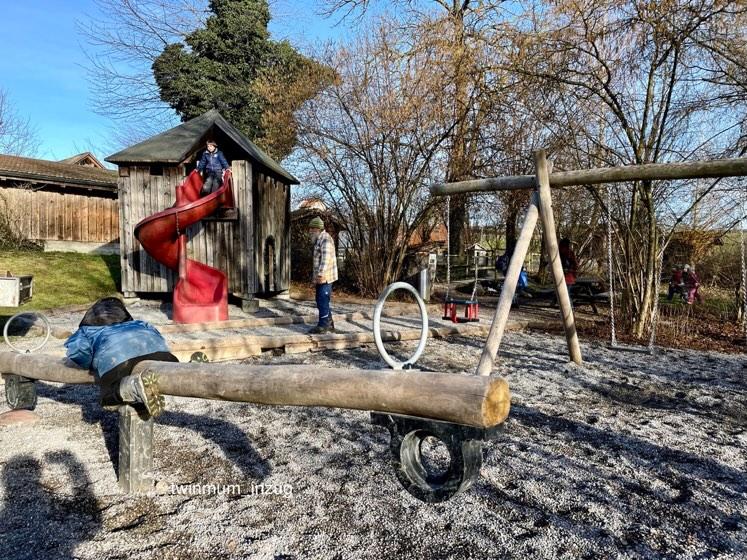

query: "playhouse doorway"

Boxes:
[264, 236, 276, 292]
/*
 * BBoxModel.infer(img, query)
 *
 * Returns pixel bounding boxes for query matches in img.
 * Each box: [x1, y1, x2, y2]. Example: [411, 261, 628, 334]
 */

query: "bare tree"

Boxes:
[324, 0, 512, 254]
[79, 0, 207, 141]
[501, 0, 747, 337]
[0, 89, 39, 156]
[293, 22, 456, 295]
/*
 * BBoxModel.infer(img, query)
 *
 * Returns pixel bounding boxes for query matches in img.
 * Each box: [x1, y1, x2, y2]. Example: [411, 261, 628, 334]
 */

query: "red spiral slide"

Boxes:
[134, 169, 234, 323]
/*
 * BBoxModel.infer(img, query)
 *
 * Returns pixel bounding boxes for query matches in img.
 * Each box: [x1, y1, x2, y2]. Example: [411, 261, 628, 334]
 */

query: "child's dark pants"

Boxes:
[200, 173, 223, 196]
[97, 351, 179, 406]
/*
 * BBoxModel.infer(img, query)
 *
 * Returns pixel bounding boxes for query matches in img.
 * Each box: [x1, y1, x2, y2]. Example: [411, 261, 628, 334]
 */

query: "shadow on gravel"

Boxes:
[482, 404, 746, 557]
[584, 352, 746, 388]
[564, 373, 747, 424]
[36, 383, 271, 482]
[158, 410, 271, 480]
[0, 451, 102, 560]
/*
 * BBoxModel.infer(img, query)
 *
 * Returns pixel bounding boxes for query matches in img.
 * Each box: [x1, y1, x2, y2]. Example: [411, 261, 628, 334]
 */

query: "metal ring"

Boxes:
[373, 282, 428, 370]
[3, 312, 51, 353]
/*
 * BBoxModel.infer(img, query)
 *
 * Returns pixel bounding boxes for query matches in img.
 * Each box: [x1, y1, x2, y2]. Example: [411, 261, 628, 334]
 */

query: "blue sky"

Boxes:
[2, 0, 355, 162]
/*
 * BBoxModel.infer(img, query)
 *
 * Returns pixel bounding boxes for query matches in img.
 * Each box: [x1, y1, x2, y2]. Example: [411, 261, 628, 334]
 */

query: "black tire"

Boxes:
[5, 374, 37, 410]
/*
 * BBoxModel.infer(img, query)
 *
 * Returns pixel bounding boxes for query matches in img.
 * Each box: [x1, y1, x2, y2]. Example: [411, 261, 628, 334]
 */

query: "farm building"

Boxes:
[106, 110, 298, 307]
[0, 152, 119, 252]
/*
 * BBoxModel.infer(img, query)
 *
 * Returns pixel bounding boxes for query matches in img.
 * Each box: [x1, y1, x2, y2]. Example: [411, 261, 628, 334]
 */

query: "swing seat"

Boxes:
[443, 298, 480, 323]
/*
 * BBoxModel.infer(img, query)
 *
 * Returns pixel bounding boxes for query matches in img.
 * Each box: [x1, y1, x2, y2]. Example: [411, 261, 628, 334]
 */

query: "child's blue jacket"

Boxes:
[197, 150, 229, 174]
[65, 321, 170, 379]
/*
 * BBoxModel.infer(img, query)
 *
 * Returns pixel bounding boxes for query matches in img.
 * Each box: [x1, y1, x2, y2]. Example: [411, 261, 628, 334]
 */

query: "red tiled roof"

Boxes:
[410, 223, 447, 246]
[0, 154, 117, 190]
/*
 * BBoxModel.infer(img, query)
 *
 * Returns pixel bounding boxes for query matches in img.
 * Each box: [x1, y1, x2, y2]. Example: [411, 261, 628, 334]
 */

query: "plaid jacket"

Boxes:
[312, 231, 338, 284]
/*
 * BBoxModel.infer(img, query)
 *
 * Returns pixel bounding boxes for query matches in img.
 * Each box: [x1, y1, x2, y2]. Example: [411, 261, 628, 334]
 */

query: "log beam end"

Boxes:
[482, 375, 511, 428]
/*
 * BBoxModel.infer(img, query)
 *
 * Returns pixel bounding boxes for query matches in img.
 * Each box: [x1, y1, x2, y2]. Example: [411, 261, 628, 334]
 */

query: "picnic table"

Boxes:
[569, 277, 610, 314]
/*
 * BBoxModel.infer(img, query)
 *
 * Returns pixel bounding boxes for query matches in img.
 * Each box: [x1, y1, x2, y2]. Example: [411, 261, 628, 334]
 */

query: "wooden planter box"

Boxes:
[0, 275, 33, 307]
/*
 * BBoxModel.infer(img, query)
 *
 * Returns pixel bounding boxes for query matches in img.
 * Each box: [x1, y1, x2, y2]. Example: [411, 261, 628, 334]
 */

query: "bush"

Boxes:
[697, 235, 743, 289]
[0, 189, 42, 252]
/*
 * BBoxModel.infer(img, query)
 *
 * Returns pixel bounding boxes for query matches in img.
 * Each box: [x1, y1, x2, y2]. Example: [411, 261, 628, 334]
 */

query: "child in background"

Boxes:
[684, 264, 702, 304]
[558, 238, 578, 286]
[668, 265, 685, 301]
[65, 298, 178, 417]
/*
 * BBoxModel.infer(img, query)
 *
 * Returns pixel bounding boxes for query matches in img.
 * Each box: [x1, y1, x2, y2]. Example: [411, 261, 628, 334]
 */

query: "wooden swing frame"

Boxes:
[432, 150, 747, 374]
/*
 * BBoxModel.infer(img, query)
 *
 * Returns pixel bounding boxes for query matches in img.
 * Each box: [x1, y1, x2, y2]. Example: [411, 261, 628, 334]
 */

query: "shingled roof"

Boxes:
[58, 151, 106, 169]
[0, 154, 117, 190]
[106, 109, 298, 184]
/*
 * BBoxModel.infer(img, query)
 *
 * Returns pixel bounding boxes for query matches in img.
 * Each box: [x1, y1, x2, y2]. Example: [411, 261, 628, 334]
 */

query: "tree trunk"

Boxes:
[506, 205, 518, 252]
[444, 3, 471, 256]
[632, 183, 658, 339]
[448, 194, 467, 256]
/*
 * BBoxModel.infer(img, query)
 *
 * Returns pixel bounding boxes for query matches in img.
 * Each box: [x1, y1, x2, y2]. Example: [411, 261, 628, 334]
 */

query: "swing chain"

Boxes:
[469, 246, 479, 302]
[606, 185, 617, 347]
[741, 190, 747, 346]
[445, 195, 451, 301]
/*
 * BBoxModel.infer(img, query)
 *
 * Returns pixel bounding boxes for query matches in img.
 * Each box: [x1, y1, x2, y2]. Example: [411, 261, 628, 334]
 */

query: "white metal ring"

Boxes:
[3, 312, 51, 353]
[373, 282, 428, 370]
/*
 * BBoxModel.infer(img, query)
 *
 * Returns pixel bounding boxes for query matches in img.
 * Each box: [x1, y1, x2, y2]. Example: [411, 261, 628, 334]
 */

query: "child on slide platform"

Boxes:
[197, 139, 230, 196]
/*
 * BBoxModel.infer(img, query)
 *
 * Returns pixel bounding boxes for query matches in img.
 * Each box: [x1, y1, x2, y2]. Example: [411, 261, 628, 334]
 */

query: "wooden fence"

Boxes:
[0, 186, 119, 243]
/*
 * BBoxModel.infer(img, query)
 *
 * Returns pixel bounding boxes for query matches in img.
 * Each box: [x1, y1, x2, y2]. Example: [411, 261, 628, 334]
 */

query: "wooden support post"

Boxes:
[535, 150, 583, 364]
[241, 296, 259, 313]
[476, 192, 540, 375]
[118, 405, 154, 494]
[135, 361, 509, 428]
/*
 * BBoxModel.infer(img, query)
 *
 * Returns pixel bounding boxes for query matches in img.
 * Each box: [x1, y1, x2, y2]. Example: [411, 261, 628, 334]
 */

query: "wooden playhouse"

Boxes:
[106, 110, 298, 310]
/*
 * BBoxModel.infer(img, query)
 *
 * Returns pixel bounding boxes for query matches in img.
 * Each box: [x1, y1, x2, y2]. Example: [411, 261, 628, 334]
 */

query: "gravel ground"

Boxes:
[1, 301, 746, 559]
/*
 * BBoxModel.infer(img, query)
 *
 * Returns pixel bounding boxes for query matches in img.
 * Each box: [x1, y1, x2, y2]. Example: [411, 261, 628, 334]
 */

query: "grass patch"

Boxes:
[0, 251, 121, 313]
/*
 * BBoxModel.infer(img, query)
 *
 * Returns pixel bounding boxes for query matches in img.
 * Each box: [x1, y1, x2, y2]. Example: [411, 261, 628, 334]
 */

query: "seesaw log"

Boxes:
[0, 352, 510, 428]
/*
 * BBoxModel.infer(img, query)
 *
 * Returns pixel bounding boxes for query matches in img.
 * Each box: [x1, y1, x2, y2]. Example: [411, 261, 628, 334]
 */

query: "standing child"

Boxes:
[668, 265, 685, 301]
[685, 264, 702, 304]
[197, 140, 230, 196]
[558, 238, 579, 286]
[65, 298, 178, 417]
[307, 216, 338, 334]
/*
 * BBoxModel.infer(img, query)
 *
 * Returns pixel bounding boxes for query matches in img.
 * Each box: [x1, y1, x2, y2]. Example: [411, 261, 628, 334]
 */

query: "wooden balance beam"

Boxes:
[0, 351, 510, 502]
[166, 321, 520, 362]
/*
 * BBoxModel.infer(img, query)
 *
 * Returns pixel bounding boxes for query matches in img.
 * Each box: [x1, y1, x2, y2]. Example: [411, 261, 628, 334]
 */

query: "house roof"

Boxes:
[290, 207, 346, 230]
[298, 198, 327, 211]
[0, 154, 117, 190]
[409, 223, 447, 246]
[58, 152, 106, 169]
[106, 109, 298, 184]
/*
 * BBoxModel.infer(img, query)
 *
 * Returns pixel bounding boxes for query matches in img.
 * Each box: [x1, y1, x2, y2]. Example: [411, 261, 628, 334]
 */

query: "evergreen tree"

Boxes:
[153, 0, 329, 159]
